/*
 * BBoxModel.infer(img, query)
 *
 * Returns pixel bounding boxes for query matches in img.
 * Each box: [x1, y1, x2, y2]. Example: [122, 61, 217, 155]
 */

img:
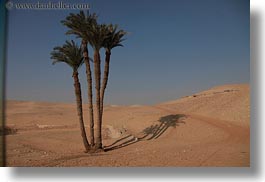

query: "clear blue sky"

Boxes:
[6, 0, 249, 105]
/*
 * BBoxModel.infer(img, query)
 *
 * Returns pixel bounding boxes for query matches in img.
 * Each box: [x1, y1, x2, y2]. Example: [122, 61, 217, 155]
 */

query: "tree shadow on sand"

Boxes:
[104, 114, 186, 152]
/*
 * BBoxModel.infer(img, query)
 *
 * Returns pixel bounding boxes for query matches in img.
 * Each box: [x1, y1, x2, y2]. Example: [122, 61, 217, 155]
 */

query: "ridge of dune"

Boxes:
[158, 84, 249, 126]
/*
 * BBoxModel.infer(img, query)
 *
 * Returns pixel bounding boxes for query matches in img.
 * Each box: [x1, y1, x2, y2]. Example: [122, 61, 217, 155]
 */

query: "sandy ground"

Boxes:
[5, 84, 249, 167]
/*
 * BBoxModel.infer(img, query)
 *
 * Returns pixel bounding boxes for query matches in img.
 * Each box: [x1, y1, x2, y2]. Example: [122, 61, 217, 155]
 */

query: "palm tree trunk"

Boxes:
[100, 51, 111, 122]
[82, 40, 95, 146]
[72, 71, 90, 152]
[94, 51, 102, 149]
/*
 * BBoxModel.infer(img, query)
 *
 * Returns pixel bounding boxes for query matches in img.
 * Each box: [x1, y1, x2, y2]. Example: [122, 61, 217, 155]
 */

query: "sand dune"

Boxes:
[5, 84, 249, 166]
[159, 84, 249, 126]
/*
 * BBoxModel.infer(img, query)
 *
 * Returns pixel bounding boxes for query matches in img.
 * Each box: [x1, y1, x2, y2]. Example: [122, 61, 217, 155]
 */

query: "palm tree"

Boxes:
[88, 23, 109, 149]
[51, 40, 90, 152]
[100, 25, 126, 121]
[61, 11, 97, 146]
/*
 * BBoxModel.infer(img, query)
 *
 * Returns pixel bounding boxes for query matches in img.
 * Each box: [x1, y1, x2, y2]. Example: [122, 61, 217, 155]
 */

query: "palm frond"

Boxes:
[61, 11, 98, 43]
[50, 40, 84, 72]
[103, 24, 127, 51]
[88, 23, 109, 51]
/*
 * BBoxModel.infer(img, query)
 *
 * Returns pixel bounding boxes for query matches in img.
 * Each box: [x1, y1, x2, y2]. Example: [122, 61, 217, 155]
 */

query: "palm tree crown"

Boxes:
[103, 24, 127, 52]
[51, 40, 84, 72]
[61, 11, 97, 44]
[89, 23, 109, 51]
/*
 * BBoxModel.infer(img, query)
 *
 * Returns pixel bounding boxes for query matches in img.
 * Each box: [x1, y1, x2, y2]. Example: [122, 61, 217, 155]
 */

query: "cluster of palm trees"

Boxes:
[50, 11, 126, 152]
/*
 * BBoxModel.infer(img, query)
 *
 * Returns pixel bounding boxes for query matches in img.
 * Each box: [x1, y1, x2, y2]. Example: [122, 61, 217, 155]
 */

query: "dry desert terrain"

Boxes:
[5, 84, 250, 166]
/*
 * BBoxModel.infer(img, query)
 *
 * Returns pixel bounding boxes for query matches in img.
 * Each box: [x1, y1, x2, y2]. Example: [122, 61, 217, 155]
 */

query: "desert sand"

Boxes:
[5, 84, 249, 167]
